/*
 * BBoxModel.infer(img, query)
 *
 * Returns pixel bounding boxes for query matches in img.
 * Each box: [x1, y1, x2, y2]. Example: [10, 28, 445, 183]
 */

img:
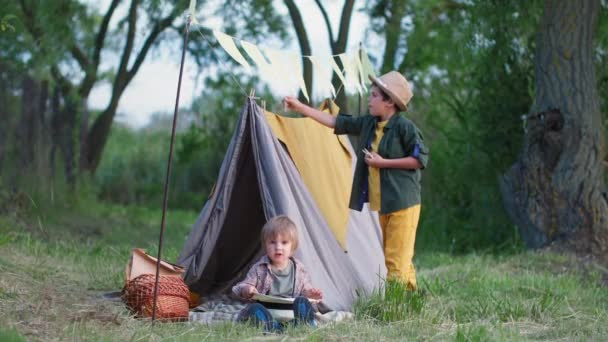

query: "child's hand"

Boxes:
[283, 96, 304, 113]
[304, 288, 323, 300]
[244, 286, 258, 299]
[364, 151, 384, 168]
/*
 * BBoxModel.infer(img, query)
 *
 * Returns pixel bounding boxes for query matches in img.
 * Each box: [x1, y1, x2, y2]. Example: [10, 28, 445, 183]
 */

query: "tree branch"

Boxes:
[335, 0, 355, 53]
[125, 11, 178, 86]
[77, 0, 121, 98]
[18, 0, 44, 44]
[284, 0, 313, 100]
[70, 46, 90, 69]
[381, 1, 407, 73]
[313, 0, 335, 45]
[115, 0, 138, 92]
[94, 0, 121, 67]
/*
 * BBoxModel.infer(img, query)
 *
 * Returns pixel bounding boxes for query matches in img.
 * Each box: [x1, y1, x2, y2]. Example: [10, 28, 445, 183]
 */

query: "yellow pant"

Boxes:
[379, 205, 421, 291]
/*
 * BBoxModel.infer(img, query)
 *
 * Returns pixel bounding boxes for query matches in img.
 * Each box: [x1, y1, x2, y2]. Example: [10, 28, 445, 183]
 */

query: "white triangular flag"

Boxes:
[330, 57, 348, 94]
[265, 48, 299, 96]
[307, 55, 336, 98]
[360, 48, 376, 83]
[213, 30, 250, 71]
[339, 53, 364, 94]
[241, 40, 273, 79]
[285, 53, 310, 103]
[353, 52, 367, 92]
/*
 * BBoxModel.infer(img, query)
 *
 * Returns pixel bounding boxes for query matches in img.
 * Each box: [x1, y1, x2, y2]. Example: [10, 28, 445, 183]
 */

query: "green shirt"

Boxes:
[334, 113, 429, 214]
[269, 260, 295, 297]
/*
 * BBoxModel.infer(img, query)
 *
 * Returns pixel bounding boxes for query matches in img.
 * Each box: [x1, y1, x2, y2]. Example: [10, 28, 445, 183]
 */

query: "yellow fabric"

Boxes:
[379, 204, 421, 290]
[368, 120, 388, 212]
[265, 100, 353, 250]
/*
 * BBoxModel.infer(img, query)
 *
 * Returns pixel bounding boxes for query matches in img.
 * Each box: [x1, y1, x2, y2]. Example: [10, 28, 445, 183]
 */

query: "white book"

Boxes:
[252, 294, 295, 304]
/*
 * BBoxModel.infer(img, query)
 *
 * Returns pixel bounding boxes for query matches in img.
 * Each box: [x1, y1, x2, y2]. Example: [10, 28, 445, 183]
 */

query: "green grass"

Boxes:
[0, 198, 607, 341]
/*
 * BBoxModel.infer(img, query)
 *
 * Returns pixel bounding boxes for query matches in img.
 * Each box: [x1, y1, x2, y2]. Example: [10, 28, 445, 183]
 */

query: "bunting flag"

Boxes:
[360, 47, 376, 81]
[285, 53, 310, 103]
[354, 51, 367, 92]
[307, 55, 336, 98]
[330, 57, 348, 94]
[241, 40, 272, 75]
[338, 53, 364, 95]
[264, 48, 300, 97]
[213, 30, 251, 71]
[207, 27, 375, 102]
[241, 40, 279, 92]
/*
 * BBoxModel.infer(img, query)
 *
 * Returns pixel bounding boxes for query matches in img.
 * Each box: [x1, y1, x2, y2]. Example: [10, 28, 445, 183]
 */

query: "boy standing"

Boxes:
[283, 71, 428, 290]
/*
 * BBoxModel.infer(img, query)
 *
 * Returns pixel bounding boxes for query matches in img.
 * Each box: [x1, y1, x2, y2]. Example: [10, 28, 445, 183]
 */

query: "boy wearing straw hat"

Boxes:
[283, 71, 428, 290]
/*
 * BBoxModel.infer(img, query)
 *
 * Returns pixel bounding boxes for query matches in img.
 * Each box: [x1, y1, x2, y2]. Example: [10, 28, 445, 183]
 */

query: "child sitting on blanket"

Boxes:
[232, 215, 323, 332]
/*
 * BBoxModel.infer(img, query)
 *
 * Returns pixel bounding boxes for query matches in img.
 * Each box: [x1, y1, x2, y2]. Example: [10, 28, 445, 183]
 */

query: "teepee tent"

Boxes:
[177, 98, 385, 311]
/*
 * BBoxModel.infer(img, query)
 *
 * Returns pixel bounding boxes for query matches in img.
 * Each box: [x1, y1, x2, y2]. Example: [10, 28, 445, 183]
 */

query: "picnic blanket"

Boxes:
[188, 295, 353, 325]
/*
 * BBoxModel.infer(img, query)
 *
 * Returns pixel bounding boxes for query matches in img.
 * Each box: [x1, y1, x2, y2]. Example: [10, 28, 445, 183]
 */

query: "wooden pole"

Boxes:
[151, 14, 192, 324]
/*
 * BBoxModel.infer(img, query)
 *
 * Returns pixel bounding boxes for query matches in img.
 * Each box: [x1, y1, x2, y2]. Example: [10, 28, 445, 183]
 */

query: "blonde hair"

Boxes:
[261, 215, 299, 251]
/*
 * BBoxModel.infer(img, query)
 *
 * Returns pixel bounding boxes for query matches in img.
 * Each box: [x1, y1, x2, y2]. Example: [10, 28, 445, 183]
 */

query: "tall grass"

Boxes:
[1, 204, 607, 340]
[354, 279, 425, 322]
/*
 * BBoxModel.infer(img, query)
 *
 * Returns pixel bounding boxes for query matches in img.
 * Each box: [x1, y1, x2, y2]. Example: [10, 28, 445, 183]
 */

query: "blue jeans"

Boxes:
[238, 296, 317, 332]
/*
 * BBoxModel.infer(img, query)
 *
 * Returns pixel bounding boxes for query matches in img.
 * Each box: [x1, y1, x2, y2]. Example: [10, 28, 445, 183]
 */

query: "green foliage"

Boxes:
[0, 14, 16, 32]
[94, 73, 275, 210]
[95, 124, 172, 208]
[596, 1, 608, 121]
[0, 1, 85, 73]
[365, 0, 543, 253]
[218, 0, 289, 41]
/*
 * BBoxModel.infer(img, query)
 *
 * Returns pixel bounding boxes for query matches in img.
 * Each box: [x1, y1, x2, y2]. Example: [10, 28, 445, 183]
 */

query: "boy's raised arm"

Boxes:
[283, 96, 336, 128]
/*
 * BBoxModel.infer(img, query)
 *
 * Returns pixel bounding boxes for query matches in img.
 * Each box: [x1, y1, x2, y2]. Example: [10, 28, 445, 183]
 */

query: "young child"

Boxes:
[233, 215, 323, 331]
[283, 71, 429, 291]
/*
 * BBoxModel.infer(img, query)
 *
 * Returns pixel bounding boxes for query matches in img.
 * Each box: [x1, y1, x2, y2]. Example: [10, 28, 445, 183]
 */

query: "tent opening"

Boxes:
[189, 118, 266, 295]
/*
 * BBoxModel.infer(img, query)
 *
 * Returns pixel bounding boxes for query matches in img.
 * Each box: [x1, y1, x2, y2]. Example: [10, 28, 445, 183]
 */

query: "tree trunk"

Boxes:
[331, 0, 354, 112]
[284, 0, 313, 103]
[18, 76, 41, 170]
[380, 0, 407, 74]
[0, 63, 9, 172]
[313, 0, 354, 112]
[82, 3, 179, 174]
[79, 107, 90, 173]
[61, 97, 80, 187]
[500, 0, 608, 262]
[49, 87, 80, 187]
[84, 101, 119, 173]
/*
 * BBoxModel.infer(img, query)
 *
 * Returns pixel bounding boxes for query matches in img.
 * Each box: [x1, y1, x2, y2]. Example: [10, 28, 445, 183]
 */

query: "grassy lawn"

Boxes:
[0, 200, 606, 341]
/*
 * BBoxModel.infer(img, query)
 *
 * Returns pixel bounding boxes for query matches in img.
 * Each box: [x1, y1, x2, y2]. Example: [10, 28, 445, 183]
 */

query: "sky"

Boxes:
[87, 0, 370, 129]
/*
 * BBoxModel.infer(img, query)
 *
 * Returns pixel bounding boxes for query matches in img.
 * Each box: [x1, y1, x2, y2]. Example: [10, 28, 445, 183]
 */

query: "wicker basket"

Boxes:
[123, 274, 190, 321]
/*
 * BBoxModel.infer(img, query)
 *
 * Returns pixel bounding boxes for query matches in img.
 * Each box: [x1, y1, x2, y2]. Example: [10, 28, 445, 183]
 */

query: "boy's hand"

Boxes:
[283, 96, 305, 113]
[244, 286, 258, 299]
[304, 288, 323, 300]
[364, 151, 384, 168]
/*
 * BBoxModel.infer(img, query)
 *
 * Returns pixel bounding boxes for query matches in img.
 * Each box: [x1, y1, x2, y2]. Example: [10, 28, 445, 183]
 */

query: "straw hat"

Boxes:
[369, 71, 413, 111]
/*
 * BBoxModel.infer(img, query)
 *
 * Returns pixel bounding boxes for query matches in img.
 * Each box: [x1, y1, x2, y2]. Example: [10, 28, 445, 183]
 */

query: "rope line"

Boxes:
[191, 23, 349, 106]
